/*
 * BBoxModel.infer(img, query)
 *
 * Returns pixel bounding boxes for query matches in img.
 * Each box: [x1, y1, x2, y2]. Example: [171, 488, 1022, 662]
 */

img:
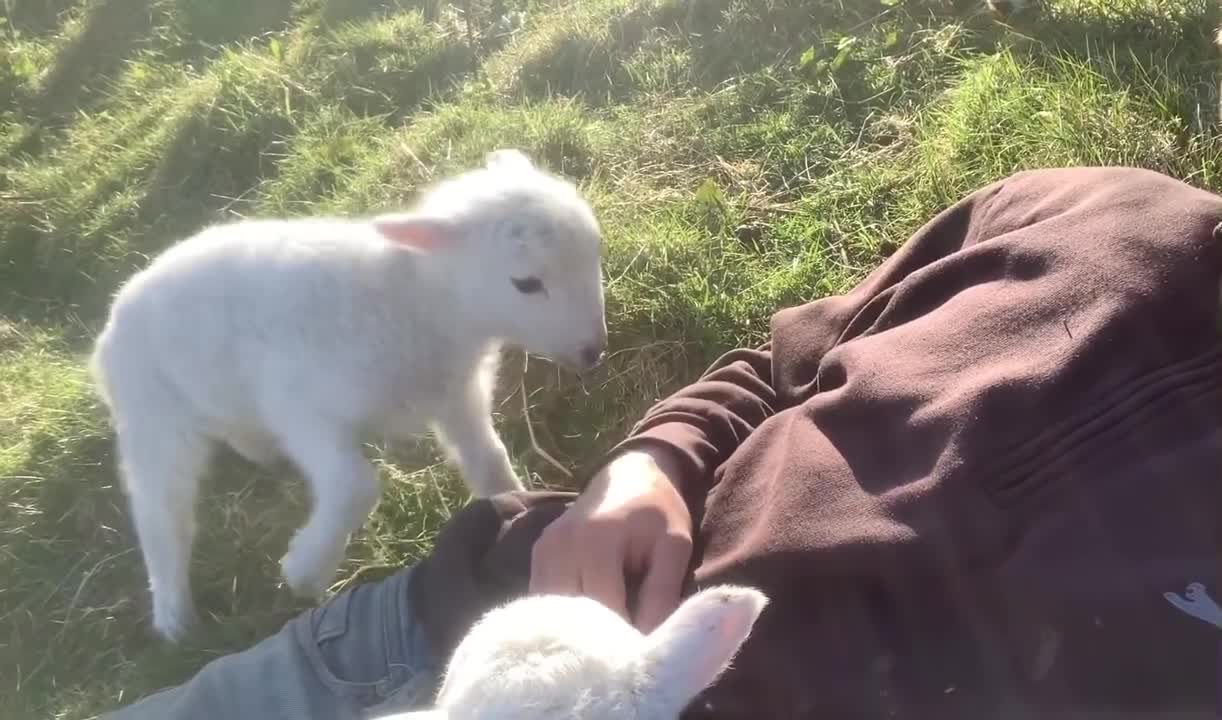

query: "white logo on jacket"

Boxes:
[1164, 582, 1222, 629]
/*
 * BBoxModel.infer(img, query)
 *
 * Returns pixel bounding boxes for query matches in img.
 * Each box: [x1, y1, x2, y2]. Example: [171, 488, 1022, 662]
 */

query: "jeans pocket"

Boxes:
[295, 571, 421, 705]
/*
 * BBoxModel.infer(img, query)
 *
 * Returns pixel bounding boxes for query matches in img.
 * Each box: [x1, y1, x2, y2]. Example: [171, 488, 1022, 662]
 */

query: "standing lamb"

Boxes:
[376, 584, 770, 720]
[88, 148, 608, 642]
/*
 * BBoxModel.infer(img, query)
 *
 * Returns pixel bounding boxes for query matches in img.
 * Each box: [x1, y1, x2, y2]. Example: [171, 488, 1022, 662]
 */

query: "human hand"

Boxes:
[529, 447, 693, 632]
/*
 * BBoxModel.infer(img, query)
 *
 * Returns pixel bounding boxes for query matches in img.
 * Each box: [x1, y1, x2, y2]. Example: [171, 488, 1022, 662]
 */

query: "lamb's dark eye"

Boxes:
[511, 276, 546, 295]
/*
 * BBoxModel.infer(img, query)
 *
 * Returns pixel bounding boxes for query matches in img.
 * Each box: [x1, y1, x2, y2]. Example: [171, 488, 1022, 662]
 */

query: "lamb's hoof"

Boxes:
[280, 547, 336, 599]
[986, 0, 1037, 18]
[152, 596, 199, 643]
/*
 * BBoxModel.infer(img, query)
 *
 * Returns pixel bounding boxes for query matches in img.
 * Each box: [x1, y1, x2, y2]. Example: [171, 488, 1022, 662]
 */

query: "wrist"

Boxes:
[608, 446, 684, 487]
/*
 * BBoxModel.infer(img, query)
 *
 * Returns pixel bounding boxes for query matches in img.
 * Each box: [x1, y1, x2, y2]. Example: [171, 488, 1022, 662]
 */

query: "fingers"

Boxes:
[579, 532, 629, 621]
[532, 520, 631, 620]
[529, 524, 580, 597]
[634, 531, 693, 632]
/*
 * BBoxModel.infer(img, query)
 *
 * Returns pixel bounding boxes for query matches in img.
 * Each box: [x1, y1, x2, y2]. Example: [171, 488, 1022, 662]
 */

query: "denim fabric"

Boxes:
[104, 567, 439, 720]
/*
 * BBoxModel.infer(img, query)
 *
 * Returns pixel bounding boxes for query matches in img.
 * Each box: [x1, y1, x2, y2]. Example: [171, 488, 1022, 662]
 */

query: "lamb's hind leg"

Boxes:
[115, 414, 211, 642]
[275, 424, 381, 599]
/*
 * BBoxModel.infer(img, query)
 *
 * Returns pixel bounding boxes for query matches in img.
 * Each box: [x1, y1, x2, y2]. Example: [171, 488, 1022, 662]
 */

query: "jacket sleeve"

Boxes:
[603, 343, 779, 508]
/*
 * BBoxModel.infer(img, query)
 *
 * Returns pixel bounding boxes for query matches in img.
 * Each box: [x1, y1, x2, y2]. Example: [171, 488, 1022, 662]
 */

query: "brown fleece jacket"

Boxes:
[410, 166, 1222, 719]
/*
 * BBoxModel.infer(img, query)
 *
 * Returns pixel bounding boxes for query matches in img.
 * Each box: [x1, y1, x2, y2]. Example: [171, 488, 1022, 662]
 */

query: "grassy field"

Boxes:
[1, 0, 1219, 717]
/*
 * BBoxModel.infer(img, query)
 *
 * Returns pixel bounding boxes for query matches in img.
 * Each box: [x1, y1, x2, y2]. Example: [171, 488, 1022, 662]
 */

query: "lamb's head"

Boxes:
[372, 149, 607, 372]
[382, 585, 768, 720]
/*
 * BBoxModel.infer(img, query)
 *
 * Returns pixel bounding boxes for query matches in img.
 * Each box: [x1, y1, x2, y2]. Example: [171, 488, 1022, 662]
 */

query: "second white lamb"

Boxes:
[376, 584, 770, 720]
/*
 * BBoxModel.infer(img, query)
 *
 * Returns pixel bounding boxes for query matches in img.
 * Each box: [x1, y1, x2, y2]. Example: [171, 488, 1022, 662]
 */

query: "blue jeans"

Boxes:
[103, 567, 440, 720]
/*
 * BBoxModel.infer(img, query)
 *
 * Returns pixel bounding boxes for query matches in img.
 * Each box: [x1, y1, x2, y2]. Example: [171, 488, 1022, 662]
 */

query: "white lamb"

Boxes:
[379, 584, 770, 720]
[88, 149, 608, 642]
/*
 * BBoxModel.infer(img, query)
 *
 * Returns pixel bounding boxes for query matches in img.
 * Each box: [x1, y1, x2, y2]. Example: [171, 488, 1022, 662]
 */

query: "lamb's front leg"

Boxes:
[431, 384, 525, 498]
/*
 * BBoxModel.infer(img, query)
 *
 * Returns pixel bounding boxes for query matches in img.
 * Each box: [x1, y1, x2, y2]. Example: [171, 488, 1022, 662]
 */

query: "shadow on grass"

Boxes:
[3, 0, 84, 38]
[29, 0, 156, 119]
[166, 0, 296, 48]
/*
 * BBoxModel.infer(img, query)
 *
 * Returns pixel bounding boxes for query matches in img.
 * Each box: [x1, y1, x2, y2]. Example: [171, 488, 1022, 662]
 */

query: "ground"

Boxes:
[0, 0, 1219, 717]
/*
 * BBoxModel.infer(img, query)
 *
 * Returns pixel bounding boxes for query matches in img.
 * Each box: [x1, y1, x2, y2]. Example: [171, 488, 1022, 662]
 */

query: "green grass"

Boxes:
[1, 0, 1220, 717]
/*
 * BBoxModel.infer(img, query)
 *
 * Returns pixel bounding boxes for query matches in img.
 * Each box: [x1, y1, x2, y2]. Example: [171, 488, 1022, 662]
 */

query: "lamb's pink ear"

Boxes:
[485, 148, 534, 172]
[637, 586, 768, 714]
[371, 213, 453, 253]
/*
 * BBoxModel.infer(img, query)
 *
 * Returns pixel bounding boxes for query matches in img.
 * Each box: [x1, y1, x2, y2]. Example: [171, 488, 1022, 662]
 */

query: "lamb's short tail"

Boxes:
[88, 315, 153, 419]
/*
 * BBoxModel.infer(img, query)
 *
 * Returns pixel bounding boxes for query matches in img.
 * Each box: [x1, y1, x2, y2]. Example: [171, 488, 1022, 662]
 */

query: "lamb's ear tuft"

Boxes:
[636, 585, 768, 714]
[371, 213, 454, 253]
[485, 148, 535, 172]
